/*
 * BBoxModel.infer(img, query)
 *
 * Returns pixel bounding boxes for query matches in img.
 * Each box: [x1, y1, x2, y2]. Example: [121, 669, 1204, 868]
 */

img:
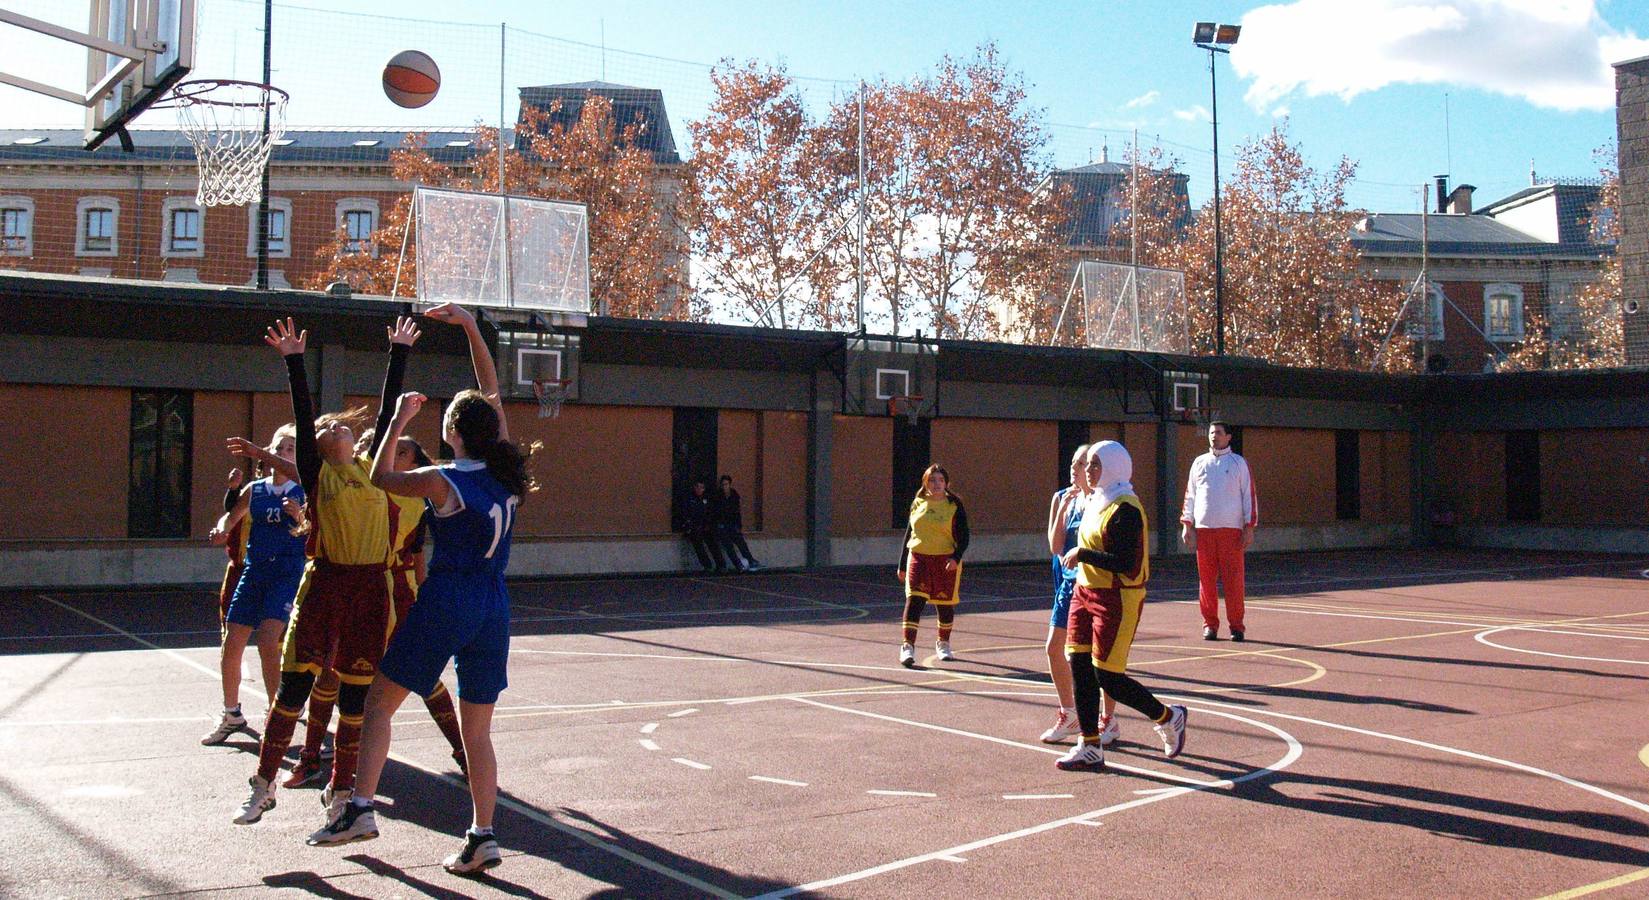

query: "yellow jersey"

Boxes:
[1075, 494, 1149, 591]
[309, 454, 391, 566]
[906, 495, 959, 557]
[388, 490, 426, 563]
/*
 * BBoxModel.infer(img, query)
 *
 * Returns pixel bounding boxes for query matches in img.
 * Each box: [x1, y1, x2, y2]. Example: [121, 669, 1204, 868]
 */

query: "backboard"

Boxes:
[0, 0, 195, 151]
[413, 186, 591, 314]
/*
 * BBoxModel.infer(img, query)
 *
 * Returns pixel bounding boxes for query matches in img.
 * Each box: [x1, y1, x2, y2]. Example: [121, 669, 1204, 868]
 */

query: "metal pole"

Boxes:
[498, 23, 513, 307]
[1209, 46, 1225, 356]
[1419, 183, 1430, 366]
[856, 82, 866, 333]
[1130, 128, 1141, 348]
[256, 0, 271, 290]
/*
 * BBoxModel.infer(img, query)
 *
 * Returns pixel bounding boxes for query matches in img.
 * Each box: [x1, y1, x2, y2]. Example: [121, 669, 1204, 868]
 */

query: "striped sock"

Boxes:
[902, 621, 918, 644]
[255, 704, 302, 783]
[423, 681, 464, 757]
[330, 712, 363, 792]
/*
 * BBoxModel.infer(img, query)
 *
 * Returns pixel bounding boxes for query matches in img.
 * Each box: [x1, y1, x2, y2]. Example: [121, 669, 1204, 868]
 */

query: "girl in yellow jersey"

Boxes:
[1054, 441, 1187, 772]
[232, 316, 420, 827]
[896, 464, 970, 667]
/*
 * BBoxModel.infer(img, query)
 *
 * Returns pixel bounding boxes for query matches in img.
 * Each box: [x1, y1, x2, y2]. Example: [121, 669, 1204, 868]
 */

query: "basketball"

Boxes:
[382, 50, 440, 109]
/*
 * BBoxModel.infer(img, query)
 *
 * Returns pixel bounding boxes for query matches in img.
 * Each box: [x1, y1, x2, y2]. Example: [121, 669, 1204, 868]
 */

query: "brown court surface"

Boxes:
[1, 547, 1647, 899]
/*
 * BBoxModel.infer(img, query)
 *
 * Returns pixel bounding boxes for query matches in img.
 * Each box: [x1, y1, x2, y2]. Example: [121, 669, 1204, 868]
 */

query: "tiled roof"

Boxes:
[517, 83, 681, 165]
[0, 128, 505, 164]
[1350, 211, 1606, 257]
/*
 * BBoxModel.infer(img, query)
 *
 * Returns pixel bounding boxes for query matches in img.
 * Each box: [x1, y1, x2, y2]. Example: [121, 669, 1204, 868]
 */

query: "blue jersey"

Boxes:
[246, 478, 306, 563]
[428, 459, 519, 580]
[1055, 490, 1085, 588]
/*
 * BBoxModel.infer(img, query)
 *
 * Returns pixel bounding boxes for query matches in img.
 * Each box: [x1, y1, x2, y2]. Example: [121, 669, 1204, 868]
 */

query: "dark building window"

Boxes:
[1057, 420, 1089, 490]
[671, 407, 719, 532]
[891, 414, 932, 529]
[1505, 431, 1541, 522]
[1335, 430, 1360, 521]
[129, 390, 193, 538]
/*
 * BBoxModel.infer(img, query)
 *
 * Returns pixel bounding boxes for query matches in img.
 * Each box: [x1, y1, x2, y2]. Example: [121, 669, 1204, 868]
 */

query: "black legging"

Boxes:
[901, 596, 954, 633]
[1066, 650, 1167, 738]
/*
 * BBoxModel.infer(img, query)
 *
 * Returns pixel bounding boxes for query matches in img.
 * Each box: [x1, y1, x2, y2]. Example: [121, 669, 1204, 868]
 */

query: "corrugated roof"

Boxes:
[0, 127, 505, 164]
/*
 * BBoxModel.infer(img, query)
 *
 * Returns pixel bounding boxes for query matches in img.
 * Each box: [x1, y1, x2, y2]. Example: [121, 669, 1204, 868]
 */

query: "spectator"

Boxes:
[1180, 420, 1259, 641]
[713, 475, 762, 572]
[682, 480, 730, 572]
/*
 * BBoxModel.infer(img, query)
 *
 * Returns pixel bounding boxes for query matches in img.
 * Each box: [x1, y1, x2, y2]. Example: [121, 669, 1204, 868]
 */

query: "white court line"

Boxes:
[1003, 793, 1073, 800]
[0, 715, 210, 727]
[668, 708, 699, 718]
[936, 855, 967, 863]
[638, 739, 661, 751]
[1474, 627, 1649, 666]
[672, 757, 712, 770]
[749, 775, 808, 787]
[868, 790, 937, 798]
[39, 595, 219, 679]
[513, 648, 745, 663]
[641, 722, 659, 734]
[1170, 602, 1649, 635]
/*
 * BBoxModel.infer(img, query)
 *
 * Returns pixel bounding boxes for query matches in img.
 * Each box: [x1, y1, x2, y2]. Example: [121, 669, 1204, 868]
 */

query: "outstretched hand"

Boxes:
[423, 302, 476, 329]
[225, 467, 244, 490]
[387, 316, 422, 347]
[392, 391, 427, 426]
[225, 437, 264, 460]
[264, 317, 307, 356]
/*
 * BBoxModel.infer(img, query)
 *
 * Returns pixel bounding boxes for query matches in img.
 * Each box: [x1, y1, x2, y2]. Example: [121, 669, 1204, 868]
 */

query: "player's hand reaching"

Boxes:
[225, 467, 244, 490]
[207, 526, 229, 546]
[387, 316, 422, 347]
[392, 391, 427, 426]
[226, 437, 266, 460]
[264, 317, 307, 356]
[423, 302, 476, 330]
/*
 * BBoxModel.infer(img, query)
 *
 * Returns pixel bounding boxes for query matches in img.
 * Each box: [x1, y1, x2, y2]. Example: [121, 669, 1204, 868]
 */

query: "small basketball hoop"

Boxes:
[164, 79, 289, 207]
[888, 395, 925, 426]
[532, 378, 572, 419]
[1179, 406, 1215, 426]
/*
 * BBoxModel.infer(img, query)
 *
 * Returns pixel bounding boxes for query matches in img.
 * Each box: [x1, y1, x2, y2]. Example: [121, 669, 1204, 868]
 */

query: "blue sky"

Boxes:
[4, 0, 1646, 211]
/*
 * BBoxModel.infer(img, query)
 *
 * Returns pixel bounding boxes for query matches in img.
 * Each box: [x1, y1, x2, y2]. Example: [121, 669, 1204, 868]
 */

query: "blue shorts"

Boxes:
[1051, 577, 1077, 629]
[379, 572, 510, 704]
[225, 556, 303, 629]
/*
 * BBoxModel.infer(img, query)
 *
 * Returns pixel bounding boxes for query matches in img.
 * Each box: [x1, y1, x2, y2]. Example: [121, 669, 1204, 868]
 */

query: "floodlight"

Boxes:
[1193, 22, 1216, 43]
[1215, 24, 1241, 44]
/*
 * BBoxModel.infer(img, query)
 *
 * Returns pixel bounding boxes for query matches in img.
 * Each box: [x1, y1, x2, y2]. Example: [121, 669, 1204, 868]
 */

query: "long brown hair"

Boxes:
[445, 389, 540, 498]
[915, 463, 961, 503]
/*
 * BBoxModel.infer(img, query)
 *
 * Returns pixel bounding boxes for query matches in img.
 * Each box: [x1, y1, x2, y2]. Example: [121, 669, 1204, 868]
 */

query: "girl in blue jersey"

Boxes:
[202, 424, 306, 745]
[310, 303, 537, 878]
[1041, 444, 1119, 745]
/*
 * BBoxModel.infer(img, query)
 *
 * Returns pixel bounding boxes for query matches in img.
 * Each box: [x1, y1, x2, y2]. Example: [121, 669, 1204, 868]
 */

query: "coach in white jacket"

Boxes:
[1180, 420, 1258, 641]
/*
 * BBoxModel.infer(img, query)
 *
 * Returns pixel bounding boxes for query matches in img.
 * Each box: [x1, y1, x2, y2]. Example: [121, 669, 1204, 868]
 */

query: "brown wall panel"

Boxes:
[0, 385, 129, 539]
[930, 418, 1055, 532]
[192, 391, 252, 537]
[717, 410, 761, 529]
[1358, 431, 1412, 524]
[1541, 429, 1649, 525]
[832, 415, 892, 536]
[1242, 428, 1336, 524]
[1122, 421, 1158, 523]
[761, 412, 808, 537]
[1434, 431, 1505, 524]
[505, 403, 673, 536]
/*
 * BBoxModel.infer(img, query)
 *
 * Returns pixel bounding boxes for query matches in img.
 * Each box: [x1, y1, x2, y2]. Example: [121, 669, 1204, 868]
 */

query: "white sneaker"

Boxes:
[233, 775, 277, 824]
[201, 708, 248, 745]
[307, 801, 378, 846]
[1098, 714, 1121, 747]
[320, 785, 352, 820]
[1054, 741, 1106, 771]
[318, 731, 335, 761]
[935, 640, 955, 661]
[1153, 704, 1188, 759]
[899, 643, 916, 668]
[443, 830, 502, 875]
[746, 562, 764, 572]
[1040, 709, 1081, 743]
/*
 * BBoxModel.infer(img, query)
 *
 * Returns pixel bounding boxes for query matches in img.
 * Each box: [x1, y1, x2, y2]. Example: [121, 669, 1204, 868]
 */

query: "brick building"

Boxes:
[1616, 54, 1649, 365]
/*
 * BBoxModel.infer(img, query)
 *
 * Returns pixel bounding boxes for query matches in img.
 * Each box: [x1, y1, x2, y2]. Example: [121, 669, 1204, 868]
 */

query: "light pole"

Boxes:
[1193, 21, 1239, 356]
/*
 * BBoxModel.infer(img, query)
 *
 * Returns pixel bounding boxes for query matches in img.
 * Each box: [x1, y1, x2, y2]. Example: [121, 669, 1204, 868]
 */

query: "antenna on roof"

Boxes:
[1530, 158, 1536, 186]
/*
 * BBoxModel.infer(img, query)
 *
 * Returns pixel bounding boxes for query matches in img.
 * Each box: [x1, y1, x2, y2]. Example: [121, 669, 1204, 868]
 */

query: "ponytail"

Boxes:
[446, 389, 540, 499]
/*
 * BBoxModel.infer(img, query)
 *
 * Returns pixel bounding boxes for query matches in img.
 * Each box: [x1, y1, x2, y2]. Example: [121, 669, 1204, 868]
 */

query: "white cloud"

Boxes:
[1121, 90, 1161, 110]
[1271, 104, 1291, 118]
[1231, 0, 1649, 112]
[1173, 104, 1212, 122]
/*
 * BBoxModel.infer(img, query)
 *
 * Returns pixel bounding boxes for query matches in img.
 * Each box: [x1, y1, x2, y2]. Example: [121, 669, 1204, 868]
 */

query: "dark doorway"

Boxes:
[891, 415, 932, 529]
[1335, 429, 1361, 521]
[1505, 431, 1541, 522]
[671, 407, 719, 531]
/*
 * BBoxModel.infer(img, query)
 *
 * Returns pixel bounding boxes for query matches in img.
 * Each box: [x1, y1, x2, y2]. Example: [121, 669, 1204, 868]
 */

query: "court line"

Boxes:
[1537, 867, 1649, 900]
[1003, 793, 1073, 800]
[1641, 744, 1649, 771]
[38, 595, 219, 680]
[1473, 628, 1649, 666]
[750, 775, 808, 787]
[689, 577, 872, 621]
[673, 757, 712, 770]
[868, 789, 936, 798]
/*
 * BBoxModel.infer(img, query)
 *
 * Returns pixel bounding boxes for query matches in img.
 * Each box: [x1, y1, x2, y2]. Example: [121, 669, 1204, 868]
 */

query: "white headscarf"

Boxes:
[1092, 440, 1136, 509]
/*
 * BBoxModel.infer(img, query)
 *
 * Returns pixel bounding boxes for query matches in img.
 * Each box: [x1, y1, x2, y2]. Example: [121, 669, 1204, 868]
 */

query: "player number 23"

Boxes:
[485, 498, 520, 559]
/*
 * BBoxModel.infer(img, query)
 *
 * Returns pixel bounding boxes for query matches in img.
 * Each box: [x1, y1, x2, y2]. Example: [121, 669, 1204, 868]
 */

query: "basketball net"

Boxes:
[169, 79, 289, 207]
[890, 395, 923, 426]
[532, 379, 571, 419]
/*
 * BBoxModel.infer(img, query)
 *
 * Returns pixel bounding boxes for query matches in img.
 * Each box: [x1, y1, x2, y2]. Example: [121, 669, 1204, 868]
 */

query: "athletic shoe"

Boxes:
[318, 732, 335, 761]
[1230, 629, 1245, 642]
[283, 756, 327, 789]
[899, 643, 916, 668]
[320, 785, 353, 819]
[1054, 742, 1106, 772]
[935, 640, 955, 662]
[1154, 704, 1188, 759]
[233, 775, 276, 825]
[746, 562, 764, 572]
[202, 709, 249, 746]
[306, 801, 378, 846]
[1202, 626, 1218, 641]
[1039, 709, 1081, 743]
[443, 830, 502, 875]
[1098, 714, 1121, 747]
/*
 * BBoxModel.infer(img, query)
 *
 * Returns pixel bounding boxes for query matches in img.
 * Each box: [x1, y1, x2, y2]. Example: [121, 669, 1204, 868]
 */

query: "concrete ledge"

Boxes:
[1249, 522, 1412, 553]
[1452, 525, 1649, 554]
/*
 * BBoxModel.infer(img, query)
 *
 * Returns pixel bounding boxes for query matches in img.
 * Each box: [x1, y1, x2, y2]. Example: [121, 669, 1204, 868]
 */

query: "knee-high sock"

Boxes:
[936, 605, 954, 642]
[330, 681, 370, 792]
[1067, 650, 1102, 740]
[255, 670, 316, 782]
[299, 670, 339, 760]
[901, 596, 926, 644]
[423, 680, 464, 756]
[1094, 668, 1167, 723]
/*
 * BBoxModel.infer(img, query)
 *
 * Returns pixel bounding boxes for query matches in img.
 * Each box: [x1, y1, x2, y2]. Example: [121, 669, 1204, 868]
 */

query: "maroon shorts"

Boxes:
[1065, 584, 1145, 673]
[391, 564, 418, 624]
[281, 560, 394, 685]
[217, 560, 244, 630]
[905, 552, 962, 605]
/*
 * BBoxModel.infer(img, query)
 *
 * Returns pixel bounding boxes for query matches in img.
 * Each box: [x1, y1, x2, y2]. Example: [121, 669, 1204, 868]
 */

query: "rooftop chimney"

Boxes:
[1446, 184, 1476, 215]
[1434, 175, 1448, 213]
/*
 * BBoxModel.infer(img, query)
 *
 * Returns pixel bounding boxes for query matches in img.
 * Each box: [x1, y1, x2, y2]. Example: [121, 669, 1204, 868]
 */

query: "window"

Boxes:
[129, 389, 193, 538]
[76, 196, 119, 256]
[245, 199, 291, 257]
[336, 198, 380, 255]
[1484, 283, 1524, 341]
[1416, 282, 1446, 340]
[1547, 283, 1578, 341]
[0, 197, 34, 255]
[162, 198, 204, 257]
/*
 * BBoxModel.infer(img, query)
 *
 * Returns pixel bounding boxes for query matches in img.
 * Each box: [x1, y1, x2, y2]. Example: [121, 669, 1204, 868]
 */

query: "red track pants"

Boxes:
[1195, 527, 1245, 631]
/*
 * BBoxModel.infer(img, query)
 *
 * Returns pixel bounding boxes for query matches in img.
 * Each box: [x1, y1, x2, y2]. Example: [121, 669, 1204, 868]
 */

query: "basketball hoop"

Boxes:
[165, 79, 289, 207]
[532, 378, 572, 419]
[1178, 405, 1215, 426]
[889, 395, 925, 426]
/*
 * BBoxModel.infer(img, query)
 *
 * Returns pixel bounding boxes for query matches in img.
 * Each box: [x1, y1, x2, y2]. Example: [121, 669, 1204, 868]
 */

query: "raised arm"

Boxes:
[370, 391, 452, 506]
[423, 303, 508, 442]
[210, 484, 253, 543]
[225, 437, 298, 483]
[1048, 490, 1073, 556]
[368, 316, 421, 459]
[264, 319, 319, 497]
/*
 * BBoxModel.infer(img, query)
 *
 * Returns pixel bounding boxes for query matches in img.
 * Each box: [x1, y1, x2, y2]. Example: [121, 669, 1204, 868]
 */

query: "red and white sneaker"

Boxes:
[1154, 704, 1188, 758]
[1039, 709, 1081, 743]
[283, 755, 327, 789]
[1098, 714, 1120, 747]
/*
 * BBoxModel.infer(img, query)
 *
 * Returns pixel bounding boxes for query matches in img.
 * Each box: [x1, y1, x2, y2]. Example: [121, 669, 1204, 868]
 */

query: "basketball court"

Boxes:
[3, 547, 1647, 897]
